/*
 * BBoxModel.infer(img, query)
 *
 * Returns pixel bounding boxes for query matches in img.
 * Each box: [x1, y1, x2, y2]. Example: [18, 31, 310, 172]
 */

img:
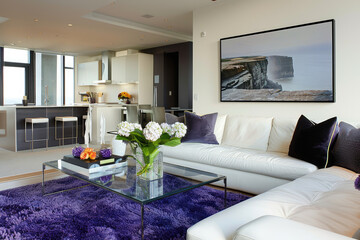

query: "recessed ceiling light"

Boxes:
[0, 16, 9, 24]
[142, 14, 154, 19]
[10, 43, 15, 46]
[34, 18, 39, 22]
[67, 23, 73, 27]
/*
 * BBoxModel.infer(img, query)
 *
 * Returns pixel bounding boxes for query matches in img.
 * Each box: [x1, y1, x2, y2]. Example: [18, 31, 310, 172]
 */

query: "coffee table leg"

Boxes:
[141, 204, 144, 240]
[224, 178, 227, 208]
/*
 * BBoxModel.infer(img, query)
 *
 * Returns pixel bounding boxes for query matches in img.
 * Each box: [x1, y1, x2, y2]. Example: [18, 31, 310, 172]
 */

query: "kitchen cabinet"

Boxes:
[77, 61, 101, 86]
[111, 53, 151, 84]
[111, 53, 153, 104]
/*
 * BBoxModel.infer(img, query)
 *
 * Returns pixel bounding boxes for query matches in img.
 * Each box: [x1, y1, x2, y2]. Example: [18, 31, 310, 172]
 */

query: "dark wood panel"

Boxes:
[142, 42, 193, 109]
[16, 107, 88, 150]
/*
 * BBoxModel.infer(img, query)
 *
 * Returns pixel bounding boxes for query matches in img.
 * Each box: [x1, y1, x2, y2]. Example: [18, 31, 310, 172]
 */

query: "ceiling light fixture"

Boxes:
[67, 23, 73, 27]
[34, 18, 39, 22]
[0, 16, 9, 24]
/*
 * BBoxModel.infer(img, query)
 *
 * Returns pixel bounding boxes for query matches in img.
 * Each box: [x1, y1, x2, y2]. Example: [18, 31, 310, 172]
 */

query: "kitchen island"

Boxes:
[0, 103, 131, 151]
[0, 105, 89, 151]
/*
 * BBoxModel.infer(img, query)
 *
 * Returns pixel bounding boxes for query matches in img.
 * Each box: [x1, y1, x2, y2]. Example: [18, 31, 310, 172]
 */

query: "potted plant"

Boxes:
[116, 121, 187, 180]
[118, 92, 132, 104]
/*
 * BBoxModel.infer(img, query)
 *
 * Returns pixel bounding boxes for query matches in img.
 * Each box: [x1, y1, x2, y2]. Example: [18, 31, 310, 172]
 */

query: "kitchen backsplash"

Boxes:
[76, 83, 138, 103]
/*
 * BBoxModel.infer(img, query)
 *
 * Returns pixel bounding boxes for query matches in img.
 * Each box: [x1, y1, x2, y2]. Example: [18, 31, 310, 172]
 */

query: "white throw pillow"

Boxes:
[214, 114, 227, 144]
[222, 116, 273, 151]
[267, 118, 297, 153]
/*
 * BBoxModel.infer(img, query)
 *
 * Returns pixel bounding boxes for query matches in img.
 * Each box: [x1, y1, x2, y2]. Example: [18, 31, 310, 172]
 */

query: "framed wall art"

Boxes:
[220, 19, 334, 102]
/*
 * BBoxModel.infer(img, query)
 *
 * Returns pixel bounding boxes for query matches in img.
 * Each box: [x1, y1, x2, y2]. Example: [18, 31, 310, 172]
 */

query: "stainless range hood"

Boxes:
[94, 51, 115, 84]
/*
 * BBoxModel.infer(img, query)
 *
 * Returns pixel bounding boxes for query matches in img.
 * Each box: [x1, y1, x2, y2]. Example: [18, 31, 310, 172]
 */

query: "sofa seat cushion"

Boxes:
[186, 167, 360, 240]
[161, 143, 317, 180]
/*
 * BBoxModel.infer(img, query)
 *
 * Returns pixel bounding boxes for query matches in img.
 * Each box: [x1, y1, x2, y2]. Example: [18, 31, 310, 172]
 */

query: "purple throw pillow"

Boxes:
[182, 112, 219, 144]
[331, 122, 360, 173]
[288, 115, 338, 168]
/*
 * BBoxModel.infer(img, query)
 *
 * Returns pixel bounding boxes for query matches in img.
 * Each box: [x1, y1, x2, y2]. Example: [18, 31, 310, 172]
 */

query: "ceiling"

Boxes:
[0, 0, 222, 55]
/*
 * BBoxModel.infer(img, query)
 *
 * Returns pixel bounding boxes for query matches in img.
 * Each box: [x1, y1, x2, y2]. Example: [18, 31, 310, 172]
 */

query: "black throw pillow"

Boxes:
[182, 112, 219, 144]
[331, 122, 360, 173]
[288, 115, 338, 168]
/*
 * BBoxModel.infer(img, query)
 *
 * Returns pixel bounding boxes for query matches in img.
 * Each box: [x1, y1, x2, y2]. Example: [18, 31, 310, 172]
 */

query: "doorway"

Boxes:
[164, 52, 179, 109]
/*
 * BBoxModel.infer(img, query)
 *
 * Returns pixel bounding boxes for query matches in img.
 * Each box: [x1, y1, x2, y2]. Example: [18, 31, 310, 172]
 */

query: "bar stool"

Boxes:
[55, 116, 78, 146]
[25, 117, 49, 151]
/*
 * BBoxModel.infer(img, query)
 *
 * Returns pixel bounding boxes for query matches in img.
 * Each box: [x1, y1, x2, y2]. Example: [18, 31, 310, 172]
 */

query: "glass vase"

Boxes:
[135, 147, 163, 181]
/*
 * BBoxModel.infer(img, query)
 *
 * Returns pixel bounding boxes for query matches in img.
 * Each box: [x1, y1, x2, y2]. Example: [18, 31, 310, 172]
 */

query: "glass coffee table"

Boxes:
[42, 160, 227, 239]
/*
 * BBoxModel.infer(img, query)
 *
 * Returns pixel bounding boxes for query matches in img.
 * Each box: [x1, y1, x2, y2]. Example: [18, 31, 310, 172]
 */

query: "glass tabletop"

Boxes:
[44, 160, 226, 204]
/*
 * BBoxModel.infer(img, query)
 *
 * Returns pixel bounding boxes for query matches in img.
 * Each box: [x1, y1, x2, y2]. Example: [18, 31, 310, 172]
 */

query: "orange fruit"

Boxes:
[89, 151, 97, 160]
[80, 152, 89, 160]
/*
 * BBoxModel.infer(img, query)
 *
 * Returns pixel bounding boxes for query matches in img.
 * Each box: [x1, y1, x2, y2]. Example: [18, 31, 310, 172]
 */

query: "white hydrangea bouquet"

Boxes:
[116, 121, 187, 177]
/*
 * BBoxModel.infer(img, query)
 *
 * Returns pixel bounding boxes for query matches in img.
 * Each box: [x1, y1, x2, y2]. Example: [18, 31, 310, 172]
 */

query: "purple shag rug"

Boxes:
[0, 175, 250, 240]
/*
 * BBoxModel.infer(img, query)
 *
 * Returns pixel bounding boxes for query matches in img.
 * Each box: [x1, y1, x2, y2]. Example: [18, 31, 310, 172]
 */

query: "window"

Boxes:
[3, 47, 31, 105]
[4, 48, 30, 64]
[64, 56, 74, 105]
[3, 66, 26, 105]
[35, 53, 75, 105]
[1, 48, 74, 106]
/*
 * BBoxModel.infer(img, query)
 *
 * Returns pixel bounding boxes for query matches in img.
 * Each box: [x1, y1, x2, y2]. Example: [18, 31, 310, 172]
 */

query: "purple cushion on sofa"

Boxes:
[331, 122, 360, 173]
[182, 112, 219, 144]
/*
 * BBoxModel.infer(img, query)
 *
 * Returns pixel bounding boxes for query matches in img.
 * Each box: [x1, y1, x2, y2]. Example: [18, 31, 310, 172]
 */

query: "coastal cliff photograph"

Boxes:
[220, 20, 334, 102]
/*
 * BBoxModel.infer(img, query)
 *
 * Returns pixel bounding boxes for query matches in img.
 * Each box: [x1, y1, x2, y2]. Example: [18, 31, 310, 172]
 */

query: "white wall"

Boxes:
[193, 0, 360, 121]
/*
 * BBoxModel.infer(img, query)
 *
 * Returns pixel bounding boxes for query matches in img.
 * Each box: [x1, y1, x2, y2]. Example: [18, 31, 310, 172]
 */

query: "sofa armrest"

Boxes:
[233, 215, 355, 240]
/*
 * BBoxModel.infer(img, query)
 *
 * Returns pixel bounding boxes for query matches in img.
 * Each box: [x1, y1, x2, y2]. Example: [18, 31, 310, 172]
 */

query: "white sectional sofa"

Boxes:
[187, 166, 360, 240]
[161, 115, 360, 239]
[162, 115, 317, 194]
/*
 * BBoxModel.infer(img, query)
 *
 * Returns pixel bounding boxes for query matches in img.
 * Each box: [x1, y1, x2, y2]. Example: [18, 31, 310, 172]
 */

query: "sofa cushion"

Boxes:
[288, 115, 338, 168]
[214, 114, 227, 144]
[186, 167, 360, 240]
[331, 122, 360, 173]
[268, 118, 297, 153]
[162, 143, 316, 180]
[182, 112, 218, 144]
[222, 116, 273, 151]
[233, 215, 355, 240]
[165, 113, 184, 124]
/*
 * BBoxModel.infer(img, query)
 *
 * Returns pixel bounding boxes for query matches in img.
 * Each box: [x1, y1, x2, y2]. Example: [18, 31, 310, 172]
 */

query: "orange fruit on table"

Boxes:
[83, 148, 94, 153]
[80, 152, 89, 160]
[89, 151, 97, 160]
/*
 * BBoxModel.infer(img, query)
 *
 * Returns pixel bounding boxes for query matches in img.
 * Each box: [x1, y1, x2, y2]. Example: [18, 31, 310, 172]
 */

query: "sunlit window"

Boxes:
[3, 47, 30, 105]
[65, 55, 74, 68]
[4, 67, 25, 105]
[64, 56, 75, 105]
[4, 48, 30, 64]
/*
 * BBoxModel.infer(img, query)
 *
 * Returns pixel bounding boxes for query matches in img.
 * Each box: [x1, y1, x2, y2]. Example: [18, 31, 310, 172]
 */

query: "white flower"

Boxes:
[133, 123, 142, 130]
[143, 121, 162, 142]
[161, 123, 175, 136]
[172, 122, 187, 138]
[117, 121, 135, 137]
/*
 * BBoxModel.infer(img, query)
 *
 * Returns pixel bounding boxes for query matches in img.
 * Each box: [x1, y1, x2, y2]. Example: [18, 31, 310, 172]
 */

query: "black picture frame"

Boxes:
[220, 19, 335, 102]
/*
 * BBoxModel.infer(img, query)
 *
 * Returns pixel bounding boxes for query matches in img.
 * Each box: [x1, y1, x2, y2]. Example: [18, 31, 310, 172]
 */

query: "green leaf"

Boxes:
[164, 138, 181, 147]
[160, 133, 171, 140]
[141, 146, 150, 157]
[116, 135, 130, 141]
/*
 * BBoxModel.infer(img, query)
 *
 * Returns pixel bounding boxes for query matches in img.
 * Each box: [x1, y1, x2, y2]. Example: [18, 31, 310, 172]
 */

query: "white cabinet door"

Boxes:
[111, 56, 126, 84]
[126, 54, 139, 83]
[77, 61, 100, 86]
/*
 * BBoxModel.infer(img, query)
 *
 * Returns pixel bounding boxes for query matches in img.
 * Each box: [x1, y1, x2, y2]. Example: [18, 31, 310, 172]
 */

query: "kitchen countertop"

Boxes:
[0, 103, 138, 108]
